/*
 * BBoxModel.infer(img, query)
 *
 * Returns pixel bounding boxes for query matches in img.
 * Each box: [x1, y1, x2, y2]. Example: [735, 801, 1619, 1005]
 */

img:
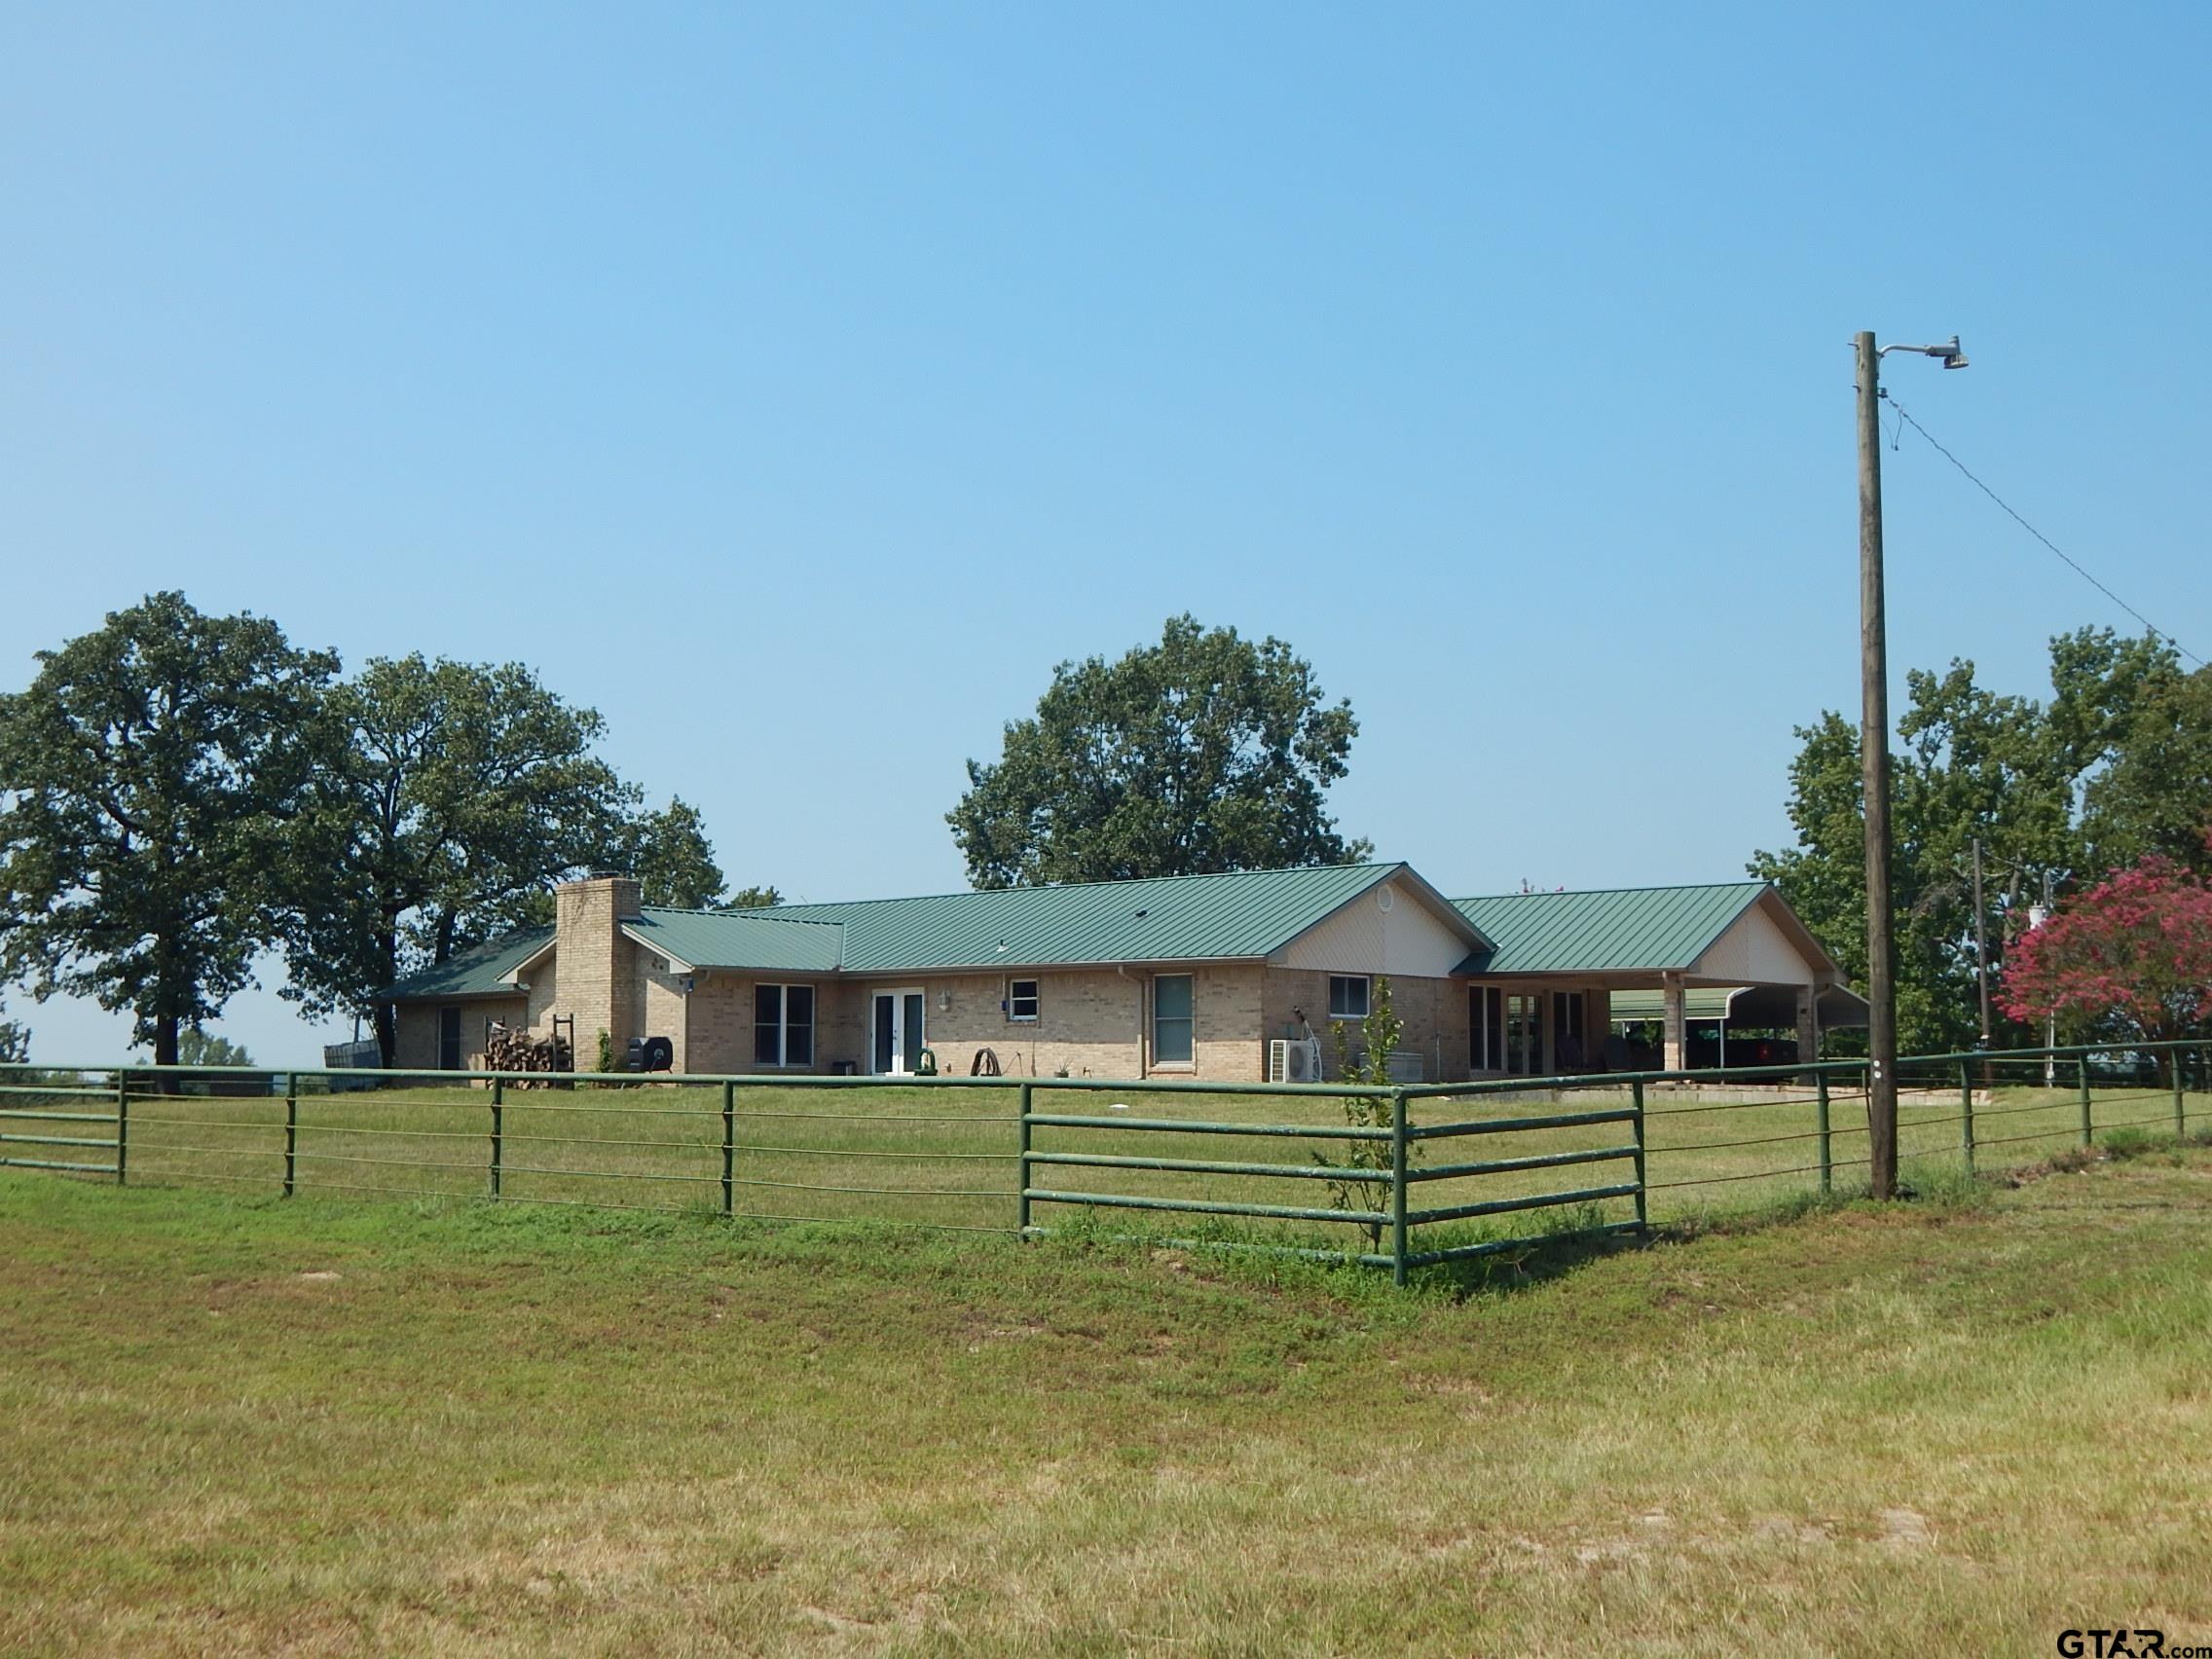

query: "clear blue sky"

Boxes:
[5, 4, 2207, 1064]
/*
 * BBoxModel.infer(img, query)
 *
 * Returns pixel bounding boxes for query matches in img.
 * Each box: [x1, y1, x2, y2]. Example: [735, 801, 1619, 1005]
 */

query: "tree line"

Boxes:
[0, 593, 772, 1066]
[7, 592, 2194, 1073]
[1752, 626, 2212, 1054]
[0, 603, 1365, 1070]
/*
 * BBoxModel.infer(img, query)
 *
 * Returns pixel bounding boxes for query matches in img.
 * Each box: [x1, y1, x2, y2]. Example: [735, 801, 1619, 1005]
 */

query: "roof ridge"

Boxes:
[637, 905, 844, 931]
[756, 861, 1402, 913]
[1452, 879, 1769, 903]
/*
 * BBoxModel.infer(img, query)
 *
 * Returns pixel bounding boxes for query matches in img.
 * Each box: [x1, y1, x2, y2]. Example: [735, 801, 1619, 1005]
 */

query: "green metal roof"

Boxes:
[1605, 982, 1871, 1028]
[1606, 986, 1741, 1022]
[705, 862, 1453, 974]
[378, 927, 552, 1002]
[383, 871, 1818, 997]
[625, 909, 845, 975]
[386, 866, 1442, 995]
[1451, 882, 1770, 976]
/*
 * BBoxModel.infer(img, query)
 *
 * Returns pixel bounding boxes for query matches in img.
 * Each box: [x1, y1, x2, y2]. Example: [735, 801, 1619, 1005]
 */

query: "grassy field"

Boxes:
[4, 1137, 2211, 1654]
[32, 1067, 2207, 1257]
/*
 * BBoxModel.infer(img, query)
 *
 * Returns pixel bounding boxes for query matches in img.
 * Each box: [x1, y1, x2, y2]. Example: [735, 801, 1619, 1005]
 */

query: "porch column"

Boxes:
[1796, 986, 1820, 1070]
[1661, 973, 1686, 1072]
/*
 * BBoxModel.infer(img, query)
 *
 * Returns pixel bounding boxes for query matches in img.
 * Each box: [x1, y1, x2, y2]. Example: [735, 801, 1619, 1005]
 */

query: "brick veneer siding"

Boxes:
[392, 996, 528, 1072]
[551, 875, 643, 1059]
[639, 954, 688, 1067]
[1261, 968, 1471, 1082]
[601, 964, 1276, 1081]
[819, 981, 866, 1073]
[682, 974, 751, 1074]
[676, 973, 817, 1075]
[525, 954, 559, 1034]
[859, 968, 1139, 1080]
[865, 964, 1268, 1081]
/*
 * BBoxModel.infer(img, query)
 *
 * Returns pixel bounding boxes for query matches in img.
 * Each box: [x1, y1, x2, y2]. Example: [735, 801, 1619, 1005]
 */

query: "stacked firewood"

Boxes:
[484, 1021, 571, 1084]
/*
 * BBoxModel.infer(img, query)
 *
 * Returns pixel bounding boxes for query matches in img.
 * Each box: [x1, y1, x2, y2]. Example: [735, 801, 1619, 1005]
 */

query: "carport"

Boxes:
[1453, 881, 1864, 1075]
[1608, 981, 1871, 1067]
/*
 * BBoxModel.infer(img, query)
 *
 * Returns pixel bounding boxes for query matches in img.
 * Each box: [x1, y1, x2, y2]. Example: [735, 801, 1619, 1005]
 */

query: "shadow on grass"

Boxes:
[1028, 1132, 2212, 1305]
[62, 1125, 2212, 1311]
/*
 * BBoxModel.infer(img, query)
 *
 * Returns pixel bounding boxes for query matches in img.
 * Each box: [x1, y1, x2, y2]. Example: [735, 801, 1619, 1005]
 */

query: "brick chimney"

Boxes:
[555, 873, 643, 1060]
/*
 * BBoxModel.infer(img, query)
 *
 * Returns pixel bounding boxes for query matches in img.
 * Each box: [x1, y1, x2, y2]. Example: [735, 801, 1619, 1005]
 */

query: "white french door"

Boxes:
[870, 989, 927, 1075]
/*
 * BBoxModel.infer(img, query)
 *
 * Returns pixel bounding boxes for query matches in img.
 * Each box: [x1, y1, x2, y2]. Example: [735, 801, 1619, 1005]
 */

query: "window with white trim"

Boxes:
[1153, 974, 1194, 1065]
[1472, 985, 1504, 1072]
[1327, 975, 1371, 1021]
[754, 983, 816, 1067]
[1007, 978, 1040, 1022]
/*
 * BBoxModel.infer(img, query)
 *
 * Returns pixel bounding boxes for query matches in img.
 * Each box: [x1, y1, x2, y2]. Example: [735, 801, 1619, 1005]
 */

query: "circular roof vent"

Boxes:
[1376, 887, 1395, 913]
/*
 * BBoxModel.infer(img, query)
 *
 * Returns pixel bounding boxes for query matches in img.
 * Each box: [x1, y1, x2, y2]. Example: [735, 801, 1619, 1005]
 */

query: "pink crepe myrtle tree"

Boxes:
[1998, 840, 2212, 1080]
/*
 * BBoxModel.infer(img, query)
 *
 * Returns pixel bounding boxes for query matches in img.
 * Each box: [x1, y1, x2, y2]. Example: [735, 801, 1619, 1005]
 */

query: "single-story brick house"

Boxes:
[380, 864, 1864, 1084]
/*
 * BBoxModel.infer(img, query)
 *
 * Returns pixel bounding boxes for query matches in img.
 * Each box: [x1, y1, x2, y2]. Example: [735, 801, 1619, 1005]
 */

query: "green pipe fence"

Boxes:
[1959, 1058, 1975, 1176]
[1, 1037, 2204, 1281]
[282, 1083, 298, 1198]
[720, 1081, 736, 1217]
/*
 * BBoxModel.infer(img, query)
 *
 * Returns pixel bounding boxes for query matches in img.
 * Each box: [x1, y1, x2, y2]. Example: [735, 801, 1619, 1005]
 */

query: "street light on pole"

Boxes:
[1855, 329, 1967, 1200]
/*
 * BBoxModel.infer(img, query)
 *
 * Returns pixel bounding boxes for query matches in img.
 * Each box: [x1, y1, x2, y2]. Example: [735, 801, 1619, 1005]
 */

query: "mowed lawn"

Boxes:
[4, 1141, 2212, 1655]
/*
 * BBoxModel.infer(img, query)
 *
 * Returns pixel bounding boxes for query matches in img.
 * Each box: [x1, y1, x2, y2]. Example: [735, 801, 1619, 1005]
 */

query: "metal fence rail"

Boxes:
[1, 1038, 2203, 1282]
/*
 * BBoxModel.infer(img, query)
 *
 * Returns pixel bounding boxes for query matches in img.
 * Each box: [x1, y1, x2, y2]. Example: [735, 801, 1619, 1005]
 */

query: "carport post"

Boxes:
[1661, 975, 1687, 1073]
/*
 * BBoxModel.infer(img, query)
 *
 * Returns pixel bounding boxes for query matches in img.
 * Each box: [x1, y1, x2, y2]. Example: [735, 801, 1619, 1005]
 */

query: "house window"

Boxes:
[1008, 978, 1040, 1022]
[754, 983, 816, 1067]
[1552, 991, 1586, 1070]
[1153, 974, 1194, 1066]
[1471, 986, 1504, 1072]
[1506, 993, 1544, 1076]
[437, 1006, 463, 1071]
[1327, 975, 1371, 1021]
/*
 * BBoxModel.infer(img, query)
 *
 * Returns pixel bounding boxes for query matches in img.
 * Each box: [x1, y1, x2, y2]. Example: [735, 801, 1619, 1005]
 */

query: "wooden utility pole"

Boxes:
[2042, 869, 2057, 1088]
[1972, 836, 1992, 1048]
[1857, 330, 1899, 1199]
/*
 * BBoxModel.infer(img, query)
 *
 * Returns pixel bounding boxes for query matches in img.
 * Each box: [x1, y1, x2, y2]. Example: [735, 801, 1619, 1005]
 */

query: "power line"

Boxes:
[1880, 389, 2202, 667]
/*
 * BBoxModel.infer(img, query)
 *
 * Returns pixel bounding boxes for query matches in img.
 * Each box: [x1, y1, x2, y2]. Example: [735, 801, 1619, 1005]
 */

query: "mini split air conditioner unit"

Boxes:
[1268, 1036, 1323, 1084]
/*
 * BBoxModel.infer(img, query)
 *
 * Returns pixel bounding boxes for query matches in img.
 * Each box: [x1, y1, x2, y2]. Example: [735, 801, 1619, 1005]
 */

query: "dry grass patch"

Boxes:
[3, 1149, 2211, 1653]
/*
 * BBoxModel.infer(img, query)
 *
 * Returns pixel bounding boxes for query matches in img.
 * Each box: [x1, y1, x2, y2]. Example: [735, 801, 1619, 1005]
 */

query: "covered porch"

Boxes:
[1607, 980, 1871, 1070]
[1462, 975, 1867, 1078]
[1451, 880, 1865, 1079]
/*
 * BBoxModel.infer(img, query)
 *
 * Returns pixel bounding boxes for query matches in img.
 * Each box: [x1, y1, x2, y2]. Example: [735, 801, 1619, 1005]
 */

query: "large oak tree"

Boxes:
[619, 796, 728, 909]
[949, 615, 1370, 889]
[0, 593, 336, 1066]
[276, 653, 634, 1063]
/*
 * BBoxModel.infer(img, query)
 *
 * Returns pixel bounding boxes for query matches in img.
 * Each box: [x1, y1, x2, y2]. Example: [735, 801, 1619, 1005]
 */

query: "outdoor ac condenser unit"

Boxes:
[1268, 1036, 1323, 1084]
